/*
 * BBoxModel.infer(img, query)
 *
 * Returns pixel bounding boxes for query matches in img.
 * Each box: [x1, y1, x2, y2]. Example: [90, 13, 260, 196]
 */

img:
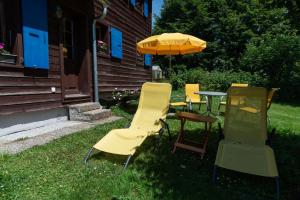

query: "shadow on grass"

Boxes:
[132, 124, 300, 200]
[118, 101, 139, 115]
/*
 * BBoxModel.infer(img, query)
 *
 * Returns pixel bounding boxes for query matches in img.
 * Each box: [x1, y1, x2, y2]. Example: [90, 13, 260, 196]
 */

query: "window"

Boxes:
[63, 18, 74, 59]
[0, 0, 5, 44]
[0, 0, 17, 54]
[96, 23, 109, 55]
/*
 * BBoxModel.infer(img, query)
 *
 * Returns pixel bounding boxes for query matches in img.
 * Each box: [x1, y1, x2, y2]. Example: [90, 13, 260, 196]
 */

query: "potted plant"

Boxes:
[0, 42, 17, 64]
[97, 40, 108, 54]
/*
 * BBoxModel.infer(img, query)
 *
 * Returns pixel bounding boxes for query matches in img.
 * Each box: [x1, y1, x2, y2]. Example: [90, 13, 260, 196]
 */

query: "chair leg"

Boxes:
[159, 120, 172, 142]
[156, 131, 163, 149]
[83, 148, 94, 164]
[212, 165, 218, 184]
[165, 123, 171, 142]
[275, 177, 280, 199]
[124, 155, 132, 169]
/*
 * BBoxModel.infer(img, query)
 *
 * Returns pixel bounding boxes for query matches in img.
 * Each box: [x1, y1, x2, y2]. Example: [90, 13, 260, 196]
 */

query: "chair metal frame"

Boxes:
[213, 87, 280, 198]
[83, 118, 171, 169]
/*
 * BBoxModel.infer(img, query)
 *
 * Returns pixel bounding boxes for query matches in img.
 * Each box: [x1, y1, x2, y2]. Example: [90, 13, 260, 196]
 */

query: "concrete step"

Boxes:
[69, 102, 101, 114]
[70, 108, 112, 121]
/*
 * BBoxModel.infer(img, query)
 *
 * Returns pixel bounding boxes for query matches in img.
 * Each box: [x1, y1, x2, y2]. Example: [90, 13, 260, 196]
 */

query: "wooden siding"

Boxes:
[0, 0, 93, 115]
[0, 0, 63, 115]
[94, 0, 152, 99]
[0, 65, 63, 115]
[0, 0, 152, 115]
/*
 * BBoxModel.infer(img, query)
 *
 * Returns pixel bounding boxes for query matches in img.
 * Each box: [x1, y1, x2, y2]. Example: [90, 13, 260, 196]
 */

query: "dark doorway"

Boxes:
[60, 8, 91, 102]
[62, 12, 82, 95]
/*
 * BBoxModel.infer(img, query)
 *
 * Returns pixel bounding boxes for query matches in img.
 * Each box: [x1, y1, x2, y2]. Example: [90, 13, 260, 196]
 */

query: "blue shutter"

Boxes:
[144, 0, 149, 17]
[130, 0, 136, 6]
[144, 54, 152, 66]
[110, 27, 123, 59]
[22, 0, 49, 69]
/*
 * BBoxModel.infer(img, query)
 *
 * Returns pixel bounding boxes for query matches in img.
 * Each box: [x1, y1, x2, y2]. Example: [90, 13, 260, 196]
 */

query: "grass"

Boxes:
[0, 91, 300, 200]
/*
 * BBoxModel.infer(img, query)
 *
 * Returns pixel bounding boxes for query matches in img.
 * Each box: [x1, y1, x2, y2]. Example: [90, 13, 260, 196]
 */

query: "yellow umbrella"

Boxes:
[137, 33, 206, 68]
[137, 33, 206, 55]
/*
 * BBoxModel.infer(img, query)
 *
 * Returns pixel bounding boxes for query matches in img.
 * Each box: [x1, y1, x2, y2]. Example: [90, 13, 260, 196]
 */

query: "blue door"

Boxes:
[22, 0, 49, 69]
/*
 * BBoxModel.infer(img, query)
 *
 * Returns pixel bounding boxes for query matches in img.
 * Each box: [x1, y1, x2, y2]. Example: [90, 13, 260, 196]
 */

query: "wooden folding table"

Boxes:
[173, 112, 216, 159]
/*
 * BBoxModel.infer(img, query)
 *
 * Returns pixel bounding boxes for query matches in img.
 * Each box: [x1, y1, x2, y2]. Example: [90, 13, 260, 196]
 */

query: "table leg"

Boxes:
[179, 118, 186, 142]
[207, 96, 213, 114]
[200, 122, 211, 159]
[172, 118, 186, 153]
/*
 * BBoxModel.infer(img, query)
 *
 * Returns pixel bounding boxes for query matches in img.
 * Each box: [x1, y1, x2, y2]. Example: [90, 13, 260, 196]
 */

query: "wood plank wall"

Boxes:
[0, 0, 152, 115]
[0, 1, 63, 115]
[94, 0, 152, 99]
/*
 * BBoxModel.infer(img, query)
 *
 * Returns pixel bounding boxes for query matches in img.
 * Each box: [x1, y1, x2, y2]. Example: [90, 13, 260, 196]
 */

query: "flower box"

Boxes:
[0, 53, 17, 64]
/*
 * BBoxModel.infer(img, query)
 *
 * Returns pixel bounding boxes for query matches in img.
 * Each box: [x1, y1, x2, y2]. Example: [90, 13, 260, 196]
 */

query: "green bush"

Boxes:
[189, 68, 267, 91]
[241, 33, 300, 101]
[169, 67, 268, 92]
[168, 64, 188, 89]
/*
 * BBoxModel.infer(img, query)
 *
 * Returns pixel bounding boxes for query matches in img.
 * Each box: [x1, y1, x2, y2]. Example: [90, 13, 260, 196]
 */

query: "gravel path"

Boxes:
[0, 116, 122, 154]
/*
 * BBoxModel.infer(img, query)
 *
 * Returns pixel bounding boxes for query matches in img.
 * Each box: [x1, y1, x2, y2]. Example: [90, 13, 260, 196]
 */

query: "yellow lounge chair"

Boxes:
[218, 83, 249, 112]
[84, 82, 172, 168]
[239, 88, 279, 124]
[213, 87, 279, 198]
[170, 84, 207, 111]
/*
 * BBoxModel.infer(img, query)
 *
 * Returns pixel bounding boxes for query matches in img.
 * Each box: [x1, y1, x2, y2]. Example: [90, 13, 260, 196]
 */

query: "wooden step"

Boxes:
[69, 108, 112, 121]
[69, 102, 101, 113]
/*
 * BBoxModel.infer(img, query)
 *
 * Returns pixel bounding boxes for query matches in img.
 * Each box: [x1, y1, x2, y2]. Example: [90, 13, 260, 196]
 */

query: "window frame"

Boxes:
[0, 0, 23, 67]
[63, 18, 75, 59]
[96, 22, 110, 57]
[0, 0, 6, 44]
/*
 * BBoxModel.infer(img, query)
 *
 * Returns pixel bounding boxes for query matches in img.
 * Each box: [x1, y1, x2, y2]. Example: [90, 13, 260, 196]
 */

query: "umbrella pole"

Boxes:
[168, 55, 172, 78]
[169, 55, 171, 69]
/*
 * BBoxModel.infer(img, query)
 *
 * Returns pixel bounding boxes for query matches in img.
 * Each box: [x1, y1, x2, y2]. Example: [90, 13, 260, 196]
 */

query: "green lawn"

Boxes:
[0, 92, 299, 200]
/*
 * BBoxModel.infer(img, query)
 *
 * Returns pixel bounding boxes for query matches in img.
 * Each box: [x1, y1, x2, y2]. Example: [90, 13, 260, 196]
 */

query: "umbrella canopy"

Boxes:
[137, 33, 207, 55]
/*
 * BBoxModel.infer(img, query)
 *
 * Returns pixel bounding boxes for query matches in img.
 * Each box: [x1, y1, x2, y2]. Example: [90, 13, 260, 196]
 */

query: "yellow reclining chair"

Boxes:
[170, 84, 207, 111]
[239, 88, 279, 124]
[84, 82, 172, 168]
[213, 87, 279, 198]
[218, 83, 249, 113]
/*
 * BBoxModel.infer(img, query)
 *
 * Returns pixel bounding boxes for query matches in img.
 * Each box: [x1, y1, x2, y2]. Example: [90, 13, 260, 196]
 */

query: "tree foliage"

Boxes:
[154, 0, 300, 101]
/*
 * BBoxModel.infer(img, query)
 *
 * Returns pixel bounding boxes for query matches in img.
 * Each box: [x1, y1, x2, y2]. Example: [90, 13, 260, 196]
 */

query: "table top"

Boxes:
[195, 91, 227, 96]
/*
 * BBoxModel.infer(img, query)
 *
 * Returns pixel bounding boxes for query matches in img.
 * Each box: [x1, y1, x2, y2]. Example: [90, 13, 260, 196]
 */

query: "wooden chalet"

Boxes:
[0, 0, 152, 123]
